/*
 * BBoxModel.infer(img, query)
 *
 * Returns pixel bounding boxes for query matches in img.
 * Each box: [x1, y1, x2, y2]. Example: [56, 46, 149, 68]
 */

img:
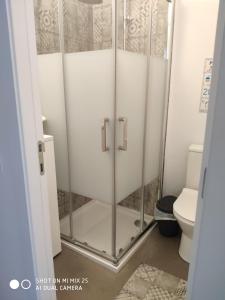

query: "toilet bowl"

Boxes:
[173, 144, 203, 263]
[173, 188, 198, 263]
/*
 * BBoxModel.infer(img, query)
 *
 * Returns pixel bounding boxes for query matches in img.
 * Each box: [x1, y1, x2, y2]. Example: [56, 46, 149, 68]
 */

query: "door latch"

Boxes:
[38, 141, 45, 175]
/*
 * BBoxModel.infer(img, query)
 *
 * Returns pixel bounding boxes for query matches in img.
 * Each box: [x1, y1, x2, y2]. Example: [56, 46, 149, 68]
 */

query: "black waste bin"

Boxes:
[156, 196, 179, 237]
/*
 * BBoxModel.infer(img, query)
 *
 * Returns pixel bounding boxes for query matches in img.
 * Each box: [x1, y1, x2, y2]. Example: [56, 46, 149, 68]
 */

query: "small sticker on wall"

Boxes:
[199, 58, 213, 113]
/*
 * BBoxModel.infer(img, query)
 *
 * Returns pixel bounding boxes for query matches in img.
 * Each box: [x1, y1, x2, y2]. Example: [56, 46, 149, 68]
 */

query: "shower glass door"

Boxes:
[143, 0, 172, 226]
[115, 0, 173, 256]
[33, 0, 174, 262]
[115, 0, 151, 256]
[33, 0, 72, 238]
[62, 0, 114, 256]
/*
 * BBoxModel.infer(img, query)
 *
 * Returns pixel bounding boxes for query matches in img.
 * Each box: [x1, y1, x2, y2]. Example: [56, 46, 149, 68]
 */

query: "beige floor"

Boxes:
[54, 226, 189, 300]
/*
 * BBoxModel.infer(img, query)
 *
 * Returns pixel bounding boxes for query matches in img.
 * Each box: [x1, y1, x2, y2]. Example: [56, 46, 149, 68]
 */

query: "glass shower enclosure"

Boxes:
[34, 0, 174, 264]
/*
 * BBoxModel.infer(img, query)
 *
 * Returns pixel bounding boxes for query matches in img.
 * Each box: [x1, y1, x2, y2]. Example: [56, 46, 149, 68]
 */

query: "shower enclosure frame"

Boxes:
[58, 0, 176, 265]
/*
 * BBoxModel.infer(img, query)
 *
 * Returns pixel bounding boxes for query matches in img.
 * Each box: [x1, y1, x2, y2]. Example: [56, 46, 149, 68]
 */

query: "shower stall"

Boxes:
[34, 0, 174, 265]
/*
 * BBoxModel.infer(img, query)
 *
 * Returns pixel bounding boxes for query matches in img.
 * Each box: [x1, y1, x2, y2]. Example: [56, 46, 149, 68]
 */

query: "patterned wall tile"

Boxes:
[58, 177, 159, 219]
[121, 0, 151, 54]
[63, 0, 112, 53]
[34, 0, 168, 56]
[57, 190, 92, 219]
[92, 0, 112, 50]
[63, 0, 94, 52]
[118, 0, 168, 57]
[34, 0, 60, 54]
[151, 0, 169, 57]
[119, 177, 159, 216]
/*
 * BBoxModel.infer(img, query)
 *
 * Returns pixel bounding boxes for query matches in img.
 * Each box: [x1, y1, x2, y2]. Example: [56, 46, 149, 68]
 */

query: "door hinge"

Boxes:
[38, 141, 45, 175]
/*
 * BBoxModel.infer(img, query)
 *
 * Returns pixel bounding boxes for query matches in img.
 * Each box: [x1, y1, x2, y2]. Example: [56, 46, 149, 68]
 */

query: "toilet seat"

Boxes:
[173, 209, 194, 227]
[173, 188, 198, 223]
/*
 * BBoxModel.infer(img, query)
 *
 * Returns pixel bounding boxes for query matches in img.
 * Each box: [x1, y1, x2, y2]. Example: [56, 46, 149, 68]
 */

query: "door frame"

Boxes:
[187, 1, 225, 298]
[1, 0, 56, 299]
[2, 0, 225, 299]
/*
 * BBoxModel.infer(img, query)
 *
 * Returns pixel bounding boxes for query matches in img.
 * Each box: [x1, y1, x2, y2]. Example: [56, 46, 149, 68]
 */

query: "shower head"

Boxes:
[78, 0, 103, 4]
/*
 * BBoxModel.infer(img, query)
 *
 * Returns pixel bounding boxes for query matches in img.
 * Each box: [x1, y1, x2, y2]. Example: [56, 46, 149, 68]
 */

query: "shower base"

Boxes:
[62, 222, 156, 272]
[60, 199, 154, 270]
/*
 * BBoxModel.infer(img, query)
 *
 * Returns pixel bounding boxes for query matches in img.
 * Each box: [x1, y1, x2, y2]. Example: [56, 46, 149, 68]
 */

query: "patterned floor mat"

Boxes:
[114, 264, 186, 300]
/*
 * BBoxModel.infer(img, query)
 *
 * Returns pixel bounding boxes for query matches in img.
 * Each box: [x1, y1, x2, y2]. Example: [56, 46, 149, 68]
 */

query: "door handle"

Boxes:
[101, 118, 109, 152]
[118, 117, 127, 151]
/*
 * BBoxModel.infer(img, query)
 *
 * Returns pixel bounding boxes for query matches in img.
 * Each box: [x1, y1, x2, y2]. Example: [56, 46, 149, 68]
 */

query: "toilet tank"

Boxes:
[186, 144, 203, 190]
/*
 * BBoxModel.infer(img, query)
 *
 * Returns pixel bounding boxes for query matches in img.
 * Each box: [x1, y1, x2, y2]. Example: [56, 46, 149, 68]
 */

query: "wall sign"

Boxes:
[199, 58, 213, 113]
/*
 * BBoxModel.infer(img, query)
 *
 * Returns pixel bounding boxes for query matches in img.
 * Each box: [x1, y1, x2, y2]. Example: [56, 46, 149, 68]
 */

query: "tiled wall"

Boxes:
[34, 0, 112, 54]
[119, 177, 159, 216]
[34, 0, 60, 54]
[150, 0, 169, 57]
[58, 177, 159, 219]
[64, 0, 112, 52]
[34, 0, 168, 56]
[57, 190, 92, 219]
[118, 0, 168, 56]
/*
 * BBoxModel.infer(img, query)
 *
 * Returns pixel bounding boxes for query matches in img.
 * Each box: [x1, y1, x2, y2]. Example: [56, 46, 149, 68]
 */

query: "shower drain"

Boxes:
[134, 219, 148, 228]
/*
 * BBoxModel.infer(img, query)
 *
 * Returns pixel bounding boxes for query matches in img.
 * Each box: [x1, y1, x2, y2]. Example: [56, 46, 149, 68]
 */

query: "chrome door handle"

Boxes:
[118, 117, 127, 151]
[101, 118, 109, 152]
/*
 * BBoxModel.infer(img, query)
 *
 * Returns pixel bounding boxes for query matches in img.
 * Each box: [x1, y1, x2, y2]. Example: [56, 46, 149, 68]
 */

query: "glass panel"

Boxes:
[33, 0, 72, 238]
[115, 0, 151, 256]
[62, 0, 114, 256]
[144, 0, 170, 224]
[33, 0, 173, 260]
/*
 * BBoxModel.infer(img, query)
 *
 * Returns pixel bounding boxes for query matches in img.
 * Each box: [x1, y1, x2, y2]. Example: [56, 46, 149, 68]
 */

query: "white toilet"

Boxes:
[173, 144, 203, 263]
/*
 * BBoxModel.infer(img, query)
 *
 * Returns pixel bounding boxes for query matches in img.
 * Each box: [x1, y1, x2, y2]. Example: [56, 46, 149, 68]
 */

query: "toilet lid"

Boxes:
[173, 188, 198, 223]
